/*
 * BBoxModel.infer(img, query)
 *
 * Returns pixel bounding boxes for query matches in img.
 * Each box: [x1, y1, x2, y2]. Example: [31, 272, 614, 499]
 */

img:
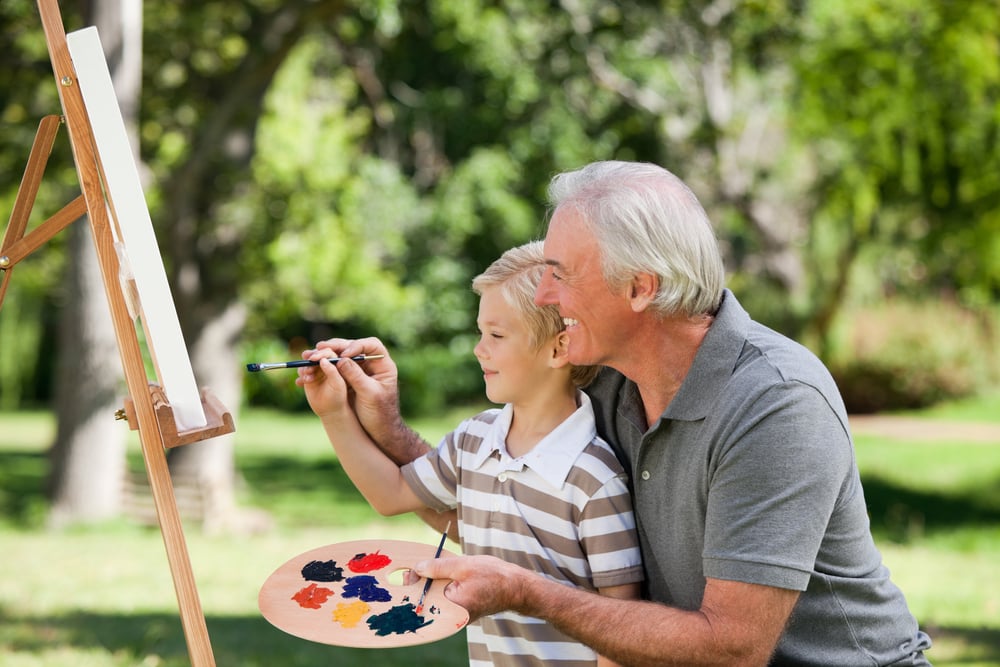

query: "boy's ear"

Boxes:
[550, 331, 571, 369]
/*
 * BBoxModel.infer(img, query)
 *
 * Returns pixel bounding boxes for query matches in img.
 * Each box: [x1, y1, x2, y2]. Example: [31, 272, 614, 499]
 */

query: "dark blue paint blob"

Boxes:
[341, 575, 391, 602]
[367, 602, 434, 636]
[301, 559, 344, 582]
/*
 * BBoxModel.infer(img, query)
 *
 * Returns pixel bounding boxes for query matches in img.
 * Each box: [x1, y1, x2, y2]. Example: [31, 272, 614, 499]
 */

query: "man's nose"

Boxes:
[535, 272, 556, 306]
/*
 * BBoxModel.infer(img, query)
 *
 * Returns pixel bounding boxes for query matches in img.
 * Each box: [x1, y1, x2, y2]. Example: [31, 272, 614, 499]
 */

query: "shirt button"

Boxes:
[498, 473, 508, 482]
[641, 470, 650, 481]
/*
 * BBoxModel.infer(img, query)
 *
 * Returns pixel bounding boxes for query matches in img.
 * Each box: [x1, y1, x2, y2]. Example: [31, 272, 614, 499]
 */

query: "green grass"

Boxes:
[1, 395, 999, 666]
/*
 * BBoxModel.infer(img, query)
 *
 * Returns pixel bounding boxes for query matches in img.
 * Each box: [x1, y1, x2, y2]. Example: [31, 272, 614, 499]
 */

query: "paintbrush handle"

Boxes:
[246, 354, 384, 372]
[415, 522, 451, 613]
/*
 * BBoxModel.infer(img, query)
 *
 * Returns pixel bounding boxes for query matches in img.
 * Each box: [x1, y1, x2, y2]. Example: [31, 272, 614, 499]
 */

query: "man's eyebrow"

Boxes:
[544, 259, 562, 268]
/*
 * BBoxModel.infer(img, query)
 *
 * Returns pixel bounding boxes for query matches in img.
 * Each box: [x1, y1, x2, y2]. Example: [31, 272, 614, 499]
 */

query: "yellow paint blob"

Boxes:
[332, 599, 371, 628]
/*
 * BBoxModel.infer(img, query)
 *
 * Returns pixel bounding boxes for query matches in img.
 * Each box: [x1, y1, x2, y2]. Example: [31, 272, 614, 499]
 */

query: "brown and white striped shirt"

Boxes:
[402, 392, 643, 666]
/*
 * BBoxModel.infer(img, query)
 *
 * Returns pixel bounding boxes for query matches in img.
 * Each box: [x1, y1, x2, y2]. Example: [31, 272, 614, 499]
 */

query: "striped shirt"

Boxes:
[401, 391, 644, 667]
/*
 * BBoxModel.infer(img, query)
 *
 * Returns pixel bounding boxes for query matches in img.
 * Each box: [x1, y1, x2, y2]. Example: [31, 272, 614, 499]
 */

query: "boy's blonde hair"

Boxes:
[472, 241, 598, 388]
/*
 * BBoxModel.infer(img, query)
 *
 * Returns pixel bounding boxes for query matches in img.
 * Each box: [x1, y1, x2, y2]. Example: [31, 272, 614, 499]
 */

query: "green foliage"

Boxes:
[827, 299, 999, 413]
[241, 338, 310, 412]
[3, 0, 1000, 415]
[395, 339, 483, 417]
[794, 0, 1000, 310]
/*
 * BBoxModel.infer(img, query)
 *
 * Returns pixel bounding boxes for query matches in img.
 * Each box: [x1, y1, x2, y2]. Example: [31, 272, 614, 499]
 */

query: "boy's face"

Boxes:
[474, 286, 557, 405]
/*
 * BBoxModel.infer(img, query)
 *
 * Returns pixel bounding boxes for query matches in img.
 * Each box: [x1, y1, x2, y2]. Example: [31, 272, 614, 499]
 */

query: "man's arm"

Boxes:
[414, 555, 799, 667]
[595, 582, 643, 667]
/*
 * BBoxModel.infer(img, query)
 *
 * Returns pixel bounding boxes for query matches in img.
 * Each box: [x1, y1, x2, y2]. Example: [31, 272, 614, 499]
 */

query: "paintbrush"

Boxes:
[246, 354, 384, 372]
[415, 521, 452, 615]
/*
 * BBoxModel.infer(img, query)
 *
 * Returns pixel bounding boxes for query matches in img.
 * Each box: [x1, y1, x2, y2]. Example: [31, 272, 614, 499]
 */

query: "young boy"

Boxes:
[299, 241, 643, 667]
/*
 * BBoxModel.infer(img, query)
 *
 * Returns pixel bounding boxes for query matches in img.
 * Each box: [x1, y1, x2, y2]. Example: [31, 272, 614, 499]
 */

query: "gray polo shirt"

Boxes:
[585, 289, 931, 666]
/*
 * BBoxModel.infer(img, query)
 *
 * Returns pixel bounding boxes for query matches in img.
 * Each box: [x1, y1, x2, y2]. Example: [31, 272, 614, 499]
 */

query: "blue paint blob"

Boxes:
[341, 575, 392, 602]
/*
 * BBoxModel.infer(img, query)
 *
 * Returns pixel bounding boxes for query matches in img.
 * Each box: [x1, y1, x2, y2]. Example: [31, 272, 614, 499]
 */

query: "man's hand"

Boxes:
[411, 554, 530, 621]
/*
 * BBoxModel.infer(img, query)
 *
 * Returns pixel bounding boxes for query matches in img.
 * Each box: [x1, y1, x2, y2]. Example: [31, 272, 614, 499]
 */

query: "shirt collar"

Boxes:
[663, 288, 749, 421]
[469, 391, 599, 489]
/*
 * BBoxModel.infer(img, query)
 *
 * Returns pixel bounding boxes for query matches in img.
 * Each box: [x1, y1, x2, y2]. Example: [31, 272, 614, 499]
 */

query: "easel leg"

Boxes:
[34, 0, 219, 663]
[0, 115, 63, 310]
[139, 427, 217, 666]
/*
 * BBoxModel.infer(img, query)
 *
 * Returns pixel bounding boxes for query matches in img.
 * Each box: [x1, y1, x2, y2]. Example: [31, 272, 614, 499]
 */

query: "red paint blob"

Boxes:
[347, 551, 392, 573]
[292, 582, 335, 609]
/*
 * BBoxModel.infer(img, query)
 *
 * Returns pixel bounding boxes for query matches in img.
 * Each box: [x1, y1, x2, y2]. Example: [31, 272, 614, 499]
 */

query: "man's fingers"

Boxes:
[334, 356, 372, 390]
[413, 557, 452, 580]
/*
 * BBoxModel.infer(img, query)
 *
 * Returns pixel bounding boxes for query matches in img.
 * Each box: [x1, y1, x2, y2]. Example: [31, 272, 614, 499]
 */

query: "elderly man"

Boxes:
[298, 161, 931, 666]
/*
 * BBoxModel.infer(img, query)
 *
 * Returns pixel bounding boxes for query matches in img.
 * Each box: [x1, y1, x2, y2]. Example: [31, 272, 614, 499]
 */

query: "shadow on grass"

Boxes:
[0, 449, 48, 526]
[861, 473, 1000, 543]
[923, 625, 1000, 665]
[0, 607, 469, 667]
[1, 608, 997, 666]
[4, 449, 1000, 538]
[0, 449, 388, 528]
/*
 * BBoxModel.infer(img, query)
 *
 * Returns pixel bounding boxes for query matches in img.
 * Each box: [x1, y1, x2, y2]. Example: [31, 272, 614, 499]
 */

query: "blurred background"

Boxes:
[1, 0, 998, 665]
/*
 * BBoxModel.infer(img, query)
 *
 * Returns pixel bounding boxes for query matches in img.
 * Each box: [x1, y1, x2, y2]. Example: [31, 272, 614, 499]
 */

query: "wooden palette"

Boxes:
[259, 539, 469, 648]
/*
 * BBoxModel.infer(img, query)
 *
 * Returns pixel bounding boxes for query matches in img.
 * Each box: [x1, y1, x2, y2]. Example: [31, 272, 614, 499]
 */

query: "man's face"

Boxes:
[536, 207, 635, 368]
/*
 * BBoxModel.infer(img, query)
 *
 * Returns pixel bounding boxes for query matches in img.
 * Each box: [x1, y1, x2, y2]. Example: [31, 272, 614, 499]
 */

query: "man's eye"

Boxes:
[552, 272, 563, 281]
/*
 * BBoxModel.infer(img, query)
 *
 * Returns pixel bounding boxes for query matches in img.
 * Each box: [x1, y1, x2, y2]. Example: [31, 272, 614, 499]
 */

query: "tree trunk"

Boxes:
[166, 300, 267, 534]
[47, 219, 126, 527]
[47, 0, 141, 527]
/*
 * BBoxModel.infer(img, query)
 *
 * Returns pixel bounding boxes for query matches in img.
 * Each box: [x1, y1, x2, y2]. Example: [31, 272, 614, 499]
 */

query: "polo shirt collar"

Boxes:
[469, 391, 599, 489]
[662, 288, 749, 421]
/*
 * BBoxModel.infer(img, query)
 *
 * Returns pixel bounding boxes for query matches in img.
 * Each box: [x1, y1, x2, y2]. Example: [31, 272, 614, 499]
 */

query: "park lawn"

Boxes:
[1, 396, 999, 666]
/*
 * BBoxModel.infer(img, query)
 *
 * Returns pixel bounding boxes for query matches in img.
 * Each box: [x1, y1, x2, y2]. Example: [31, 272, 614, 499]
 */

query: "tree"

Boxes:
[118, 0, 349, 530]
[41, 0, 136, 527]
[794, 0, 1000, 319]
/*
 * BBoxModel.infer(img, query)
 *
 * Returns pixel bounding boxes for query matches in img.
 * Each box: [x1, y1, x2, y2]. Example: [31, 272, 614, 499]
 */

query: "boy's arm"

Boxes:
[317, 408, 426, 516]
[299, 354, 425, 516]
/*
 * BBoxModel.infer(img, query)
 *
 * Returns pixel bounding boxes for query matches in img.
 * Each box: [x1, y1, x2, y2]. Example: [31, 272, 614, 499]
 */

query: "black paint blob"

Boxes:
[301, 559, 344, 582]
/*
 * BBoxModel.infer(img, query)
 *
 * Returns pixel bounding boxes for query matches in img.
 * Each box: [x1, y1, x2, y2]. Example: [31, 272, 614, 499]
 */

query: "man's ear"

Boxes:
[629, 272, 658, 312]
[550, 331, 571, 369]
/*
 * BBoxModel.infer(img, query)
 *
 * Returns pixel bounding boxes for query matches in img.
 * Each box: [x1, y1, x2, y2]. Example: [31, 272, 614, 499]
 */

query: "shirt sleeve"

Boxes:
[401, 430, 461, 513]
[579, 471, 645, 589]
[702, 381, 854, 591]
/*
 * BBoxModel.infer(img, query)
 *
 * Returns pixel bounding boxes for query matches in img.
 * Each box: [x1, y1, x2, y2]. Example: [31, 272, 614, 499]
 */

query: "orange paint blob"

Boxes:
[292, 582, 335, 609]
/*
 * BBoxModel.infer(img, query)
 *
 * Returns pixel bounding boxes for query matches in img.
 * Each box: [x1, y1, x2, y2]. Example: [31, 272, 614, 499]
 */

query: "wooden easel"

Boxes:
[0, 1, 233, 664]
